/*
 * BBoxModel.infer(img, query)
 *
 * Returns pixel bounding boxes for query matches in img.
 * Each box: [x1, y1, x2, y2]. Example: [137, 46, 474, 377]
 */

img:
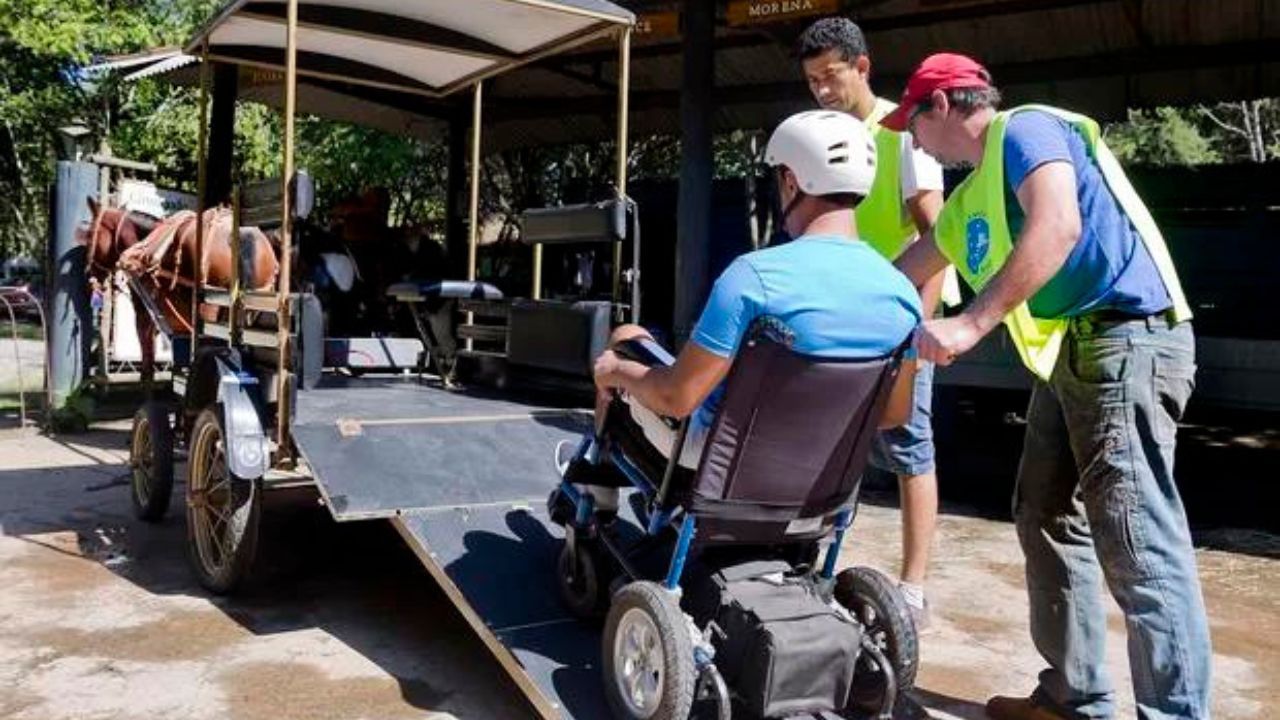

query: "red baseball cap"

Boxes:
[880, 53, 992, 132]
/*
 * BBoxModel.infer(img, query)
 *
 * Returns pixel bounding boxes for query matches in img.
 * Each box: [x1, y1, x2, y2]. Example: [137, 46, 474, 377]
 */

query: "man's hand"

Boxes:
[915, 314, 984, 365]
[593, 349, 623, 391]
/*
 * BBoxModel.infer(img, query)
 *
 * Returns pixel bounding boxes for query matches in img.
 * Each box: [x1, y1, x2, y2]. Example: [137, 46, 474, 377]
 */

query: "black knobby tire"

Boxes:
[185, 407, 262, 595]
[557, 540, 610, 620]
[602, 581, 697, 720]
[835, 566, 919, 715]
[130, 402, 175, 522]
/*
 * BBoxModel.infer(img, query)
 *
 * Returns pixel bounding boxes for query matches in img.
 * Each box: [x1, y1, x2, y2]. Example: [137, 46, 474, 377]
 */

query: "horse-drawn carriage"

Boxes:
[109, 1, 916, 717]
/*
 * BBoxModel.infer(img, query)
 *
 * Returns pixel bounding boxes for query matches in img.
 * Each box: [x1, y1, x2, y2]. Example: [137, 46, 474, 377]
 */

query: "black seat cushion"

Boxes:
[507, 299, 610, 377]
[385, 280, 503, 302]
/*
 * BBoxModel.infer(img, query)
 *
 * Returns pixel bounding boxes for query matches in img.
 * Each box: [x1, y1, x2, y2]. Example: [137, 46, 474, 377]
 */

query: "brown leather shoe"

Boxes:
[985, 696, 1073, 720]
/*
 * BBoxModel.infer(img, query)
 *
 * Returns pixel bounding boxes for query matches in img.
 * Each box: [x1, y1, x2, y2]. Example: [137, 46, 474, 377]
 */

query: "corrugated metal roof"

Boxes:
[123, 53, 199, 82]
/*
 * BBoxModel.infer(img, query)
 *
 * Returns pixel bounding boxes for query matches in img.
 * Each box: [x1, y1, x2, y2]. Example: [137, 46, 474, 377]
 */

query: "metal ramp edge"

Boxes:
[390, 505, 610, 720]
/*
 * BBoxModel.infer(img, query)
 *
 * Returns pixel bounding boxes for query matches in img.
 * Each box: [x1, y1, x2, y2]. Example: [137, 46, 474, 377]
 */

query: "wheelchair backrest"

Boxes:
[688, 322, 906, 542]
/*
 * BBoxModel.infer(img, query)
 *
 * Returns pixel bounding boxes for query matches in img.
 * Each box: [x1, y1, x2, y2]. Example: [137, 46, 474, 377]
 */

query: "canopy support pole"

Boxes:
[276, 0, 299, 455]
[465, 80, 484, 351]
[614, 26, 632, 321]
[192, 41, 210, 347]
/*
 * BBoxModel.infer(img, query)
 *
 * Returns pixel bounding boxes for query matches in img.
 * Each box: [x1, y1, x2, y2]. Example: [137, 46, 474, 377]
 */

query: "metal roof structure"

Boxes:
[113, 0, 1279, 150]
[184, 0, 634, 97]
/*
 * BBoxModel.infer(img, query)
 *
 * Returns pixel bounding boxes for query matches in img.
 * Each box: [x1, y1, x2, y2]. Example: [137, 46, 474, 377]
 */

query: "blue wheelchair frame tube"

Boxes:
[821, 509, 854, 579]
[664, 514, 697, 590]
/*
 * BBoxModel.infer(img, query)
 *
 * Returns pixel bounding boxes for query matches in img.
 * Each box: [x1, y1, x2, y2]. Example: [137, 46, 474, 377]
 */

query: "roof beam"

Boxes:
[552, 0, 1128, 66]
[491, 39, 1280, 120]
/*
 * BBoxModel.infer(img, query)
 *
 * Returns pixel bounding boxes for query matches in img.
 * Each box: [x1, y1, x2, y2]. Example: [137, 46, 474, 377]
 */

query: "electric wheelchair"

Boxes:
[548, 319, 920, 720]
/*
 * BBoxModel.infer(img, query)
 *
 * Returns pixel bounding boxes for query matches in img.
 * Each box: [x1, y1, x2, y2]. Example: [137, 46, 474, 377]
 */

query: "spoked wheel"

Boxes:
[129, 402, 174, 522]
[557, 538, 610, 620]
[186, 407, 261, 595]
[835, 566, 919, 717]
[602, 581, 696, 720]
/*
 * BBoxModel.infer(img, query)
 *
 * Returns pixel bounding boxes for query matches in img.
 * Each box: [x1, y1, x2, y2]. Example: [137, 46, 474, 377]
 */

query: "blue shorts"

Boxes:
[868, 361, 936, 476]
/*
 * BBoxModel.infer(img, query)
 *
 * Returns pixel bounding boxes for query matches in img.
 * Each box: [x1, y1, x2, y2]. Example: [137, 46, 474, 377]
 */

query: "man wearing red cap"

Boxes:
[887, 53, 1210, 720]
[794, 16, 954, 630]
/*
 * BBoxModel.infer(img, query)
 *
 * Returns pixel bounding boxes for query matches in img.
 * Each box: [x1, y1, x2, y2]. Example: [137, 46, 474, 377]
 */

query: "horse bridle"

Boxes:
[86, 207, 129, 281]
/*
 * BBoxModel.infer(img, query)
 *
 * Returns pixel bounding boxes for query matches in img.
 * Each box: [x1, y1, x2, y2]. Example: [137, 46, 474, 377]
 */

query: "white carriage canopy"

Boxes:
[167, 0, 636, 146]
[186, 0, 634, 97]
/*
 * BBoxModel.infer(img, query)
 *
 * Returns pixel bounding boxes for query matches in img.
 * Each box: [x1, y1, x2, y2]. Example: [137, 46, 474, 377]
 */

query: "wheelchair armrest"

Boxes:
[613, 336, 675, 368]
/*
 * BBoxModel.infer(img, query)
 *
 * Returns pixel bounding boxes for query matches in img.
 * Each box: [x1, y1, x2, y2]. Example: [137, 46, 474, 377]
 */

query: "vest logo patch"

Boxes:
[965, 215, 991, 275]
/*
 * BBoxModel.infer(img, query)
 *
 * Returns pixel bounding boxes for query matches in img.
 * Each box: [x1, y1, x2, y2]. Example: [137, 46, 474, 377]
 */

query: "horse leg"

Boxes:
[133, 293, 156, 397]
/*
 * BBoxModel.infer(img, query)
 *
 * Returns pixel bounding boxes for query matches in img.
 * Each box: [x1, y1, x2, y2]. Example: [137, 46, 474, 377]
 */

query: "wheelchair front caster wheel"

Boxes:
[603, 581, 696, 720]
[547, 487, 574, 527]
[557, 541, 609, 620]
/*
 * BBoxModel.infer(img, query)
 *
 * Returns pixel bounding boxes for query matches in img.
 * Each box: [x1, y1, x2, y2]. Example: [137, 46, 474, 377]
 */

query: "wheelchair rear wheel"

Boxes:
[835, 566, 918, 716]
[603, 581, 696, 720]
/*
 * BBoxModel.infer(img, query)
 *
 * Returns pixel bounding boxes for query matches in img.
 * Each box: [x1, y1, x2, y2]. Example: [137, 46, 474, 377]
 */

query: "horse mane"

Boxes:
[125, 208, 162, 236]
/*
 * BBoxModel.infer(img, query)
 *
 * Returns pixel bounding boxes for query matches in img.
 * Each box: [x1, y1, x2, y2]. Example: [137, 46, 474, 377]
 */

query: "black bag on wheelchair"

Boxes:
[688, 560, 861, 718]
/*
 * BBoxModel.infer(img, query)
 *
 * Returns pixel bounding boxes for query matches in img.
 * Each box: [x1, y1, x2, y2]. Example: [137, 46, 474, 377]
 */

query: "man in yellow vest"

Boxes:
[885, 53, 1210, 720]
[795, 17, 952, 629]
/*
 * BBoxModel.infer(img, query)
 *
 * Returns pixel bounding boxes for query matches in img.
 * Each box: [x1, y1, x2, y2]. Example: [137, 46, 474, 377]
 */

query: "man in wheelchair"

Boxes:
[548, 111, 925, 720]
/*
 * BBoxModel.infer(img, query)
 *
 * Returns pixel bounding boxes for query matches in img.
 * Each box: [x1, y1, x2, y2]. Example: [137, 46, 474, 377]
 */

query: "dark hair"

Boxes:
[795, 17, 868, 63]
[824, 192, 865, 207]
[914, 84, 1003, 119]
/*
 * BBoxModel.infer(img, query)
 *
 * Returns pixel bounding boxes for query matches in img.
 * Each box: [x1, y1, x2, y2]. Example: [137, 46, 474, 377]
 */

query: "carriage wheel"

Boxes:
[129, 402, 174, 522]
[602, 581, 696, 720]
[185, 407, 261, 595]
[835, 566, 919, 716]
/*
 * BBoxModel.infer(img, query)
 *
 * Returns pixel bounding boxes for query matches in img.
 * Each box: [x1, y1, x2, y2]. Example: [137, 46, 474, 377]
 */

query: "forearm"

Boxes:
[918, 267, 946, 318]
[965, 227, 1075, 335]
[607, 362, 689, 418]
[895, 230, 949, 290]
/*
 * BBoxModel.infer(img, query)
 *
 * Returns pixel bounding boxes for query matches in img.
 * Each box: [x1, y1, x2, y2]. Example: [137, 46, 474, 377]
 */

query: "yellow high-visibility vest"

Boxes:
[934, 104, 1192, 381]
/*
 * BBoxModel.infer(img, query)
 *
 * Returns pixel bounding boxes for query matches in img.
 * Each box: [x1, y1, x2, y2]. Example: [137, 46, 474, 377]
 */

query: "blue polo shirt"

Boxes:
[688, 234, 922, 432]
[1004, 110, 1172, 319]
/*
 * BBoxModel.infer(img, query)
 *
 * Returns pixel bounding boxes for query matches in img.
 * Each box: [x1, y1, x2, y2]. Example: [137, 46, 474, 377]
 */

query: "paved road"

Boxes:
[0, 339, 43, 394]
[0, 423, 1275, 719]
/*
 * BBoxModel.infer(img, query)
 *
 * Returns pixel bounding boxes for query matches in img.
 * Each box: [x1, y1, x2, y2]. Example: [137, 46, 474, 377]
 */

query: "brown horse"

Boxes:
[79, 199, 280, 384]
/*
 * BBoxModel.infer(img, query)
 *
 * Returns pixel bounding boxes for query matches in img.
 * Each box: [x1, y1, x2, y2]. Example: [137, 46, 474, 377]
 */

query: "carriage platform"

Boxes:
[292, 375, 612, 719]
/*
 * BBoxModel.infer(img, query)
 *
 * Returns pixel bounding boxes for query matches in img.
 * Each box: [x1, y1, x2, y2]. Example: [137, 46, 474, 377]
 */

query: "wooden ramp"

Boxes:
[291, 376, 606, 718]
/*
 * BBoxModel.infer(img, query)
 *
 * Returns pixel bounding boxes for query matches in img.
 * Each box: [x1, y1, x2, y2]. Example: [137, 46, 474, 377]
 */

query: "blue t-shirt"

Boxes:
[688, 235, 922, 432]
[1004, 110, 1171, 318]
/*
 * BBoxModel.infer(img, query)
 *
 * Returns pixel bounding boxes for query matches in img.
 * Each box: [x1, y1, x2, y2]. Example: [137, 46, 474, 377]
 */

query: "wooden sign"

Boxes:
[635, 10, 680, 41]
[243, 67, 284, 87]
[727, 0, 840, 26]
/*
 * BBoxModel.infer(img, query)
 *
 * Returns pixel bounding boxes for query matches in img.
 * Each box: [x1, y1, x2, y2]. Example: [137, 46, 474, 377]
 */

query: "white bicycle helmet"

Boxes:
[764, 110, 877, 197]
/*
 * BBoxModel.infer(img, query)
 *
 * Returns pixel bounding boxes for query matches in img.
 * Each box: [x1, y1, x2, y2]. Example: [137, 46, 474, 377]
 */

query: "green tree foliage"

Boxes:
[1105, 101, 1280, 167]
[0, 0, 223, 259]
[1105, 107, 1219, 166]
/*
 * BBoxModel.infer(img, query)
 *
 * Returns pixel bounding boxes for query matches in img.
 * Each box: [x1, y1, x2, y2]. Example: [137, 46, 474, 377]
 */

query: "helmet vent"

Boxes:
[827, 141, 848, 151]
[829, 155, 849, 164]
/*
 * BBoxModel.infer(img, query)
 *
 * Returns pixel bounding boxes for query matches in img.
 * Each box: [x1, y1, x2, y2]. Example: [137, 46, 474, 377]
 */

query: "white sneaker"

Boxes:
[554, 439, 577, 477]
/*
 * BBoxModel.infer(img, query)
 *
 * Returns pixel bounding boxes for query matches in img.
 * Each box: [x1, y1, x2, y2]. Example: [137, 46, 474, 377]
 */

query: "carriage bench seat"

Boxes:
[386, 280, 504, 303]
